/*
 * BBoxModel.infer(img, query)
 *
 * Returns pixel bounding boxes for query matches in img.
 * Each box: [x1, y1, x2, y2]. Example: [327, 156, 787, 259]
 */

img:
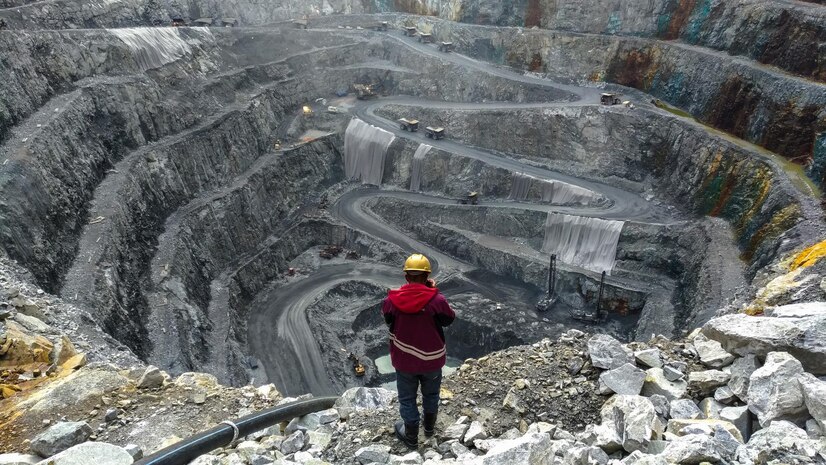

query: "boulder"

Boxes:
[713, 386, 737, 404]
[355, 445, 390, 465]
[620, 451, 668, 465]
[669, 399, 701, 420]
[798, 373, 826, 432]
[0, 453, 40, 465]
[692, 334, 735, 368]
[766, 302, 826, 318]
[747, 352, 808, 426]
[463, 421, 487, 445]
[634, 349, 663, 369]
[136, 365, 165, 389]
[719, 406, 750, 441]
[727, 354, 760, 402]
[742, 420, 822, 464]
[687, 370, 730, 396]
[587, 334, 633, 370]
[711, 425, 741, 461]
[599, 363, 646, 395]
[390, 452, 422, 464]
[280, 431, 306, 455]
[703, 314, 826, 375]
[479, 433, 553, 465]
[698, 398, 724, 420]
[600, 395, 660, 453]
[661, 434, 721, 464]
[641, 368, 687, 401]
[666, 419, 744, 442]
[649, 395, 669, 419]
[30, 422, 92, 457]
[123, 444, 142, 461]
[33, 443, 132, 465]
[336, 387, 396, 411]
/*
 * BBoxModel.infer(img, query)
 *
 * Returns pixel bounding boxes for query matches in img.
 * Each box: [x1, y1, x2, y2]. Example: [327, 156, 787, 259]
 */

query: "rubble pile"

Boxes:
[2, 247, 826, 465]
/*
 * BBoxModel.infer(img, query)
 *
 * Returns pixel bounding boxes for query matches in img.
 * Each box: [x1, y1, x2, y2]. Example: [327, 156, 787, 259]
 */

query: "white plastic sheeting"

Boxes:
[409, 143, 432, 191]
[509, 172, 600, 205]
[109, 27, 204, 71]
[542, 213, 624, 275]
[344, 118, 396, 185]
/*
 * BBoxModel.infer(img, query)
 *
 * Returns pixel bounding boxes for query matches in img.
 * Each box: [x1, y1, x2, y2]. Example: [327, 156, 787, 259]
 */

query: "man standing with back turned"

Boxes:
[382, 253, 456, 448]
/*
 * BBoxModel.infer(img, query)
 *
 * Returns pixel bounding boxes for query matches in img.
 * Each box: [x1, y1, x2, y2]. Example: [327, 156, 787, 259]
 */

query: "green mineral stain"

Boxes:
[653, 100, 821, 198]
[606, 12, 622, 35]
[684, 0, 712, 44]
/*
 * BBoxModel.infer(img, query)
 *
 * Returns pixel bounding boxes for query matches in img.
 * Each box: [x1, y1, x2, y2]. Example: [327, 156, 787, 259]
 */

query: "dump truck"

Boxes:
[398, 118, 419, 132]
[348, 353, 366, 377]
[193, 18, 213, 27]
[600, 93, 621, 105]
[354, 84, 376, 100]
[418, 33, 435, 44]
[372, 21, 389, 31]
[221, 18, 238, 27]
[293, 18, 309, 29]
[404, 26, 417, 37]
[438, 42, 454, 52]
[458, 192, 479, 205]
[425, 126, 445, 140]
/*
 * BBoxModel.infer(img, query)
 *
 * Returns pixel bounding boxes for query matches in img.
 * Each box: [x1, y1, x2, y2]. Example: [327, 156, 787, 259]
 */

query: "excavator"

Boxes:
[348, 352, 366, 377]
[354, 84, 377, 100]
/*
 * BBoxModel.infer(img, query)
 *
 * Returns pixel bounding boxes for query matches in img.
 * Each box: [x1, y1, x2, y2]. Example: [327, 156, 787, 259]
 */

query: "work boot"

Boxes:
[394, 420, 419, 449]
[423, 412, 437, 437]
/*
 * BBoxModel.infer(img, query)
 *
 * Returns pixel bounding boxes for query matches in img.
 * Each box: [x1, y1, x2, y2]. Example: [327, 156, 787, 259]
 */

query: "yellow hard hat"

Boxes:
[403, 253, 432, 273]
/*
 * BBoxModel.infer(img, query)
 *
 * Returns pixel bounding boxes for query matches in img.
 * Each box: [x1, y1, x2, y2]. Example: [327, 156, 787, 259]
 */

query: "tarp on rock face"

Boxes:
[542, 213, 624, 274]
[344, 118, 395, 186]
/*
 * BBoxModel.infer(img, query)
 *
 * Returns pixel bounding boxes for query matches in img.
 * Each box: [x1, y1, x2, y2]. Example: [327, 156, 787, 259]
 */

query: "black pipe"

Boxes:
[135, 396, 338, 465]
[548, 254, 556, 297]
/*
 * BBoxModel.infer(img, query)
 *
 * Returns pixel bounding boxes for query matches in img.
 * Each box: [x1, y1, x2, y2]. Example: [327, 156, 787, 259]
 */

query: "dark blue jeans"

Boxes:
[396, 370, 442, 425]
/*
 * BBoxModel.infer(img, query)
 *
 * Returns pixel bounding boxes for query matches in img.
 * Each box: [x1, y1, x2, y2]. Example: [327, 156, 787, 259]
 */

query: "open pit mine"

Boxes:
[0, 1, 825, 464]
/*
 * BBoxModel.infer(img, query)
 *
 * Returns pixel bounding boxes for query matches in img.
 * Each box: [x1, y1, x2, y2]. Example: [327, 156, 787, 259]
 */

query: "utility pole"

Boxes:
[595, 271, 606, 321]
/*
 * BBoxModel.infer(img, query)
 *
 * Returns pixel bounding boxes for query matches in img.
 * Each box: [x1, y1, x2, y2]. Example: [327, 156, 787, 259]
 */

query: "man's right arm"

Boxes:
[382, 298, 394, 330]
[433, 295, 455, 327]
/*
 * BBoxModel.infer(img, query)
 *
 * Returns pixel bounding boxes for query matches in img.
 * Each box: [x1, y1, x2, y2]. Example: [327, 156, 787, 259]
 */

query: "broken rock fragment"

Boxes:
[587, 334, 633, 370]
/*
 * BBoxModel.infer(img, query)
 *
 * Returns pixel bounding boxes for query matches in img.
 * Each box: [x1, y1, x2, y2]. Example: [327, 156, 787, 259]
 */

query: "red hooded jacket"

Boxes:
[382, 283, 456, 373]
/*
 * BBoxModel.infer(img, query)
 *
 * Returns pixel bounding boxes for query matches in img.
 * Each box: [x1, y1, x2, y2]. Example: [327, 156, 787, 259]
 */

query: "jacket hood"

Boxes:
[387, 283, 438, 314]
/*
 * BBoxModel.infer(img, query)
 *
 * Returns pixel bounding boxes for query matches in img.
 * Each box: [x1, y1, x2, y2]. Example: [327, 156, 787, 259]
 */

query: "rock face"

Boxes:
[30, 422, 92, 457]
[588, 334, 634, 370]
[703, 314, 826, 375]
[747, 352, 808, 426]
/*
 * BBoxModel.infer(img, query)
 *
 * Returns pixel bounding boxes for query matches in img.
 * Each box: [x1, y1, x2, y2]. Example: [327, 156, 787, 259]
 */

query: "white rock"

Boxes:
[136, 365, 165, 389]
[355, 444, 390, 464]
[0, 453, 40, 465]
[336, 388, 396, 411]
[280, 431, 306, 455]
[692, 334, 735, 368]
[703, 313, 826, 375]
[390, 451, 422, 464]
[687, 370, 730, 396]
[600, 395, 660, 453]
[30, 422, 92, 457]
[462, 421, 487, 445]
[634, 349, 663, 368]
[620, 450, 667, 465]
[666, 419, 743, 442]
[33, 443, 132, 465]
[189, 455, 221, 465]
[641, 368, 687, 401]
[587, 334, 634, 370]
[123, 444, 142, 461]
[479, 433, 553, 465]
[599, 363, 646, 395]
[713, 386, 737, 404]
[661, 434, 721, 464]
[747, 352, 808, 426]
[443, 423, 468, 441]
[669, 399, 701, 420]
[766, 302, 826, 318]
[742, 420, 822, 463]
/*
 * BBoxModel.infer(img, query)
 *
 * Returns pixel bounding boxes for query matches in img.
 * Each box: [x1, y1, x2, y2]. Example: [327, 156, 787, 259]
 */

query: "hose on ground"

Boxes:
[134, 396, 339, 465]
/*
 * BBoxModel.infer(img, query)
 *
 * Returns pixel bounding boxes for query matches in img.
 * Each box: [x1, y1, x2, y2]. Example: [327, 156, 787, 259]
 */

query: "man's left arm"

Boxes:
[433, 296, 455, 327]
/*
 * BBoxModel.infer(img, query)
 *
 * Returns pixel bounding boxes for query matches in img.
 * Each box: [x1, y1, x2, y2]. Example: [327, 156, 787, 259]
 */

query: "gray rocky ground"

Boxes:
[0, 1, 825, 464]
